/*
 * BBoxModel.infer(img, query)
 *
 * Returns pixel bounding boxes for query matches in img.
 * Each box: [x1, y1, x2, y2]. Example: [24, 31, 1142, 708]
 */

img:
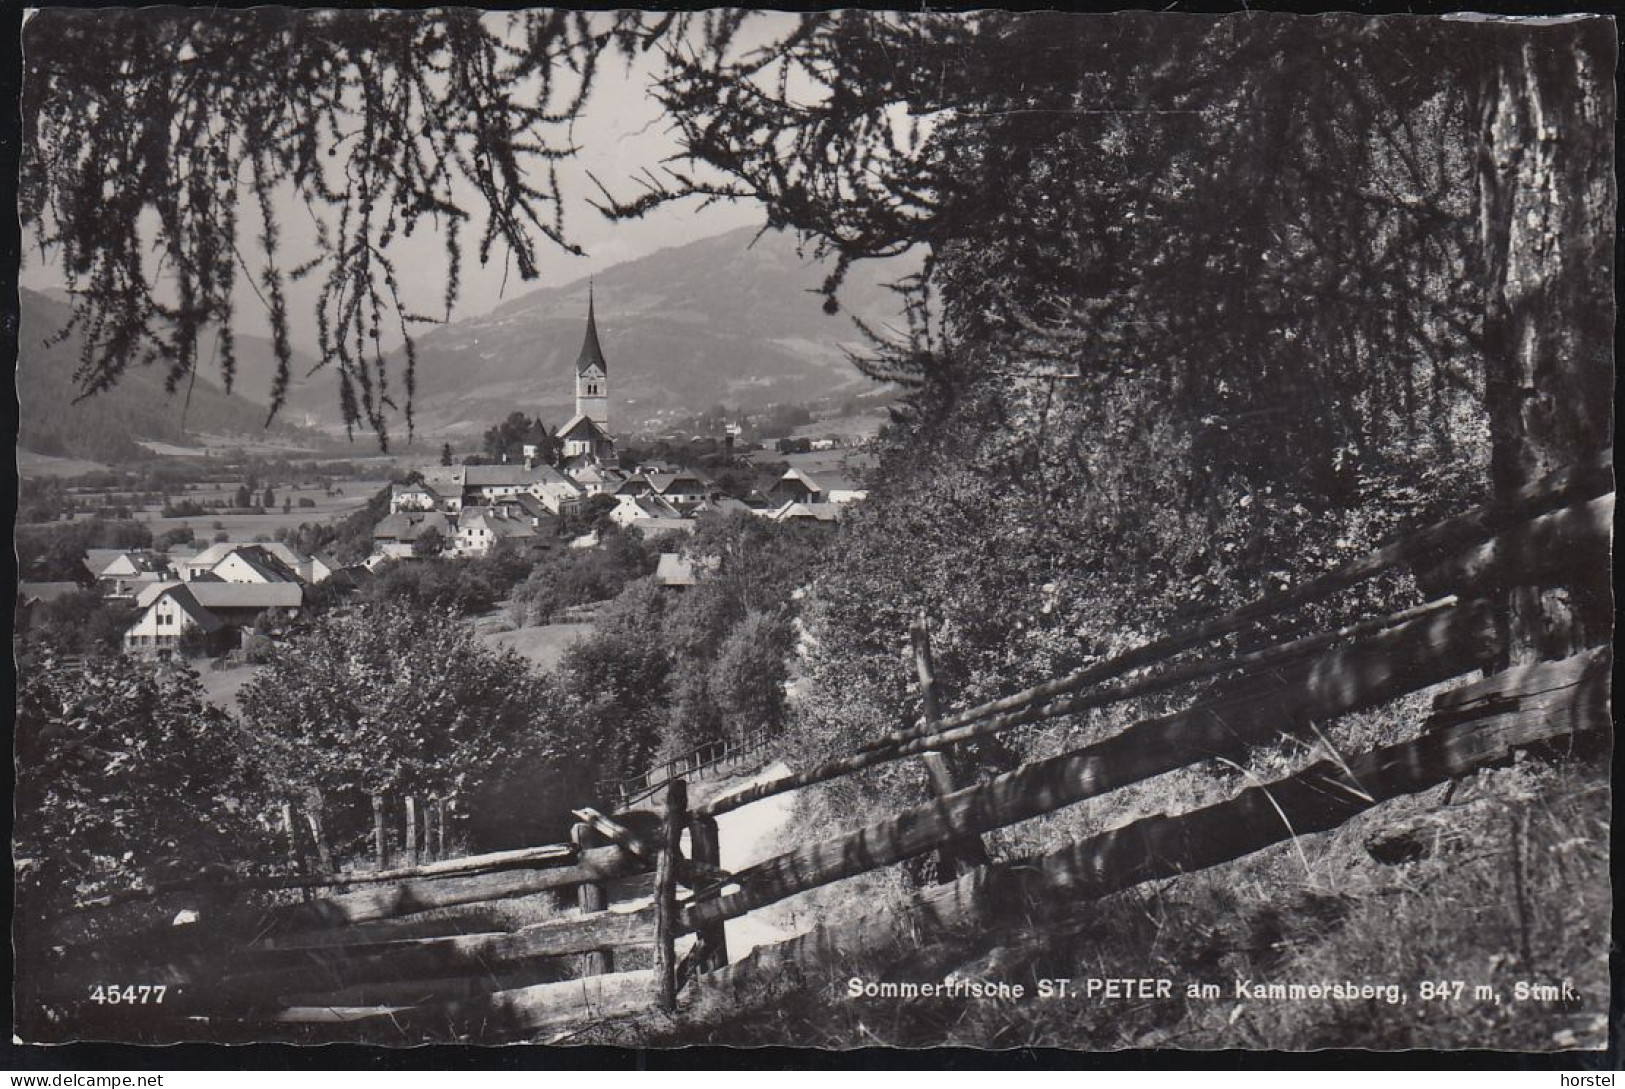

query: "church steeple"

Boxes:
[571, 280, 609, 428]
[575, 279, 607, 376]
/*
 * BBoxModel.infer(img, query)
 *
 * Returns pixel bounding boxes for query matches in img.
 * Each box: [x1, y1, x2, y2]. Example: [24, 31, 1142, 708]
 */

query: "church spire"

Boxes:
[575, 278, 607, 375]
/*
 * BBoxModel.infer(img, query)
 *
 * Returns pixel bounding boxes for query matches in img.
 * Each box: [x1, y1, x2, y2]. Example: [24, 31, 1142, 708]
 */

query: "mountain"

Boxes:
[13, 288, 312, 462]
[292, 226, 911, 436]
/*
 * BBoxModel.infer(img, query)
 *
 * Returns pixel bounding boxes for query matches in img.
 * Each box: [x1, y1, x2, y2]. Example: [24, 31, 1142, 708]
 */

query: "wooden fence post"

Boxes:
[570, 822, 613, 977]
[281, 801, 311, 902]
[911, 612, 990, 880]
[435, 796, 448, 860]
[372, 795, 388, 871]
[424, 796, 438, 863]
[653, 778, 687, 1012]
[404, 795, 419, 869]
[690, 815, 729, 972]
[303, 807, 335, 875]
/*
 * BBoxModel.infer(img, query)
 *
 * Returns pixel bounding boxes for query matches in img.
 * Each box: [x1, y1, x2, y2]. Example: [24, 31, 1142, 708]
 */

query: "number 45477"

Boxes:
[90, 984, 167, 1004]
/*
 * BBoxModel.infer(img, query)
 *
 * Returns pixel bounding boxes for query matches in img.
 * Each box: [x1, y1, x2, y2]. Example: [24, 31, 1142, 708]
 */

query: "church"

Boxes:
[555, 284, 618, 470]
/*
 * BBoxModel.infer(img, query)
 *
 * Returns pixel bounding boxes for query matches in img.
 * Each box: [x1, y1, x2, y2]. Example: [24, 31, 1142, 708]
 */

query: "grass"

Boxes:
[477, 620, 596, 671]
[131, 478, 390, 542]
[584, 681, 1610, 1052]
[15, 449, 114, 476]
[196, 659, 260, 715]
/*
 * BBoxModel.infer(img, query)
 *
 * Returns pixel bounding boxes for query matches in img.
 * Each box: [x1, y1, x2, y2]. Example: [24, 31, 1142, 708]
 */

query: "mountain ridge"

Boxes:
[332, 225, 909, 436]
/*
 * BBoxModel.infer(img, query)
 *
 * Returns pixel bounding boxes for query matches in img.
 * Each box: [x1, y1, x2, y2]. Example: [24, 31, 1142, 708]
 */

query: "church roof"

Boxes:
[575, 284, 607, 375]
[556, 413, 614, 440]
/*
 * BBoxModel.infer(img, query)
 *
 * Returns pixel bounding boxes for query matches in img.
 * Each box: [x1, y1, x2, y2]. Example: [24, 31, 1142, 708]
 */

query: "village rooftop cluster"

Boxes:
[15, 294, 869, 662]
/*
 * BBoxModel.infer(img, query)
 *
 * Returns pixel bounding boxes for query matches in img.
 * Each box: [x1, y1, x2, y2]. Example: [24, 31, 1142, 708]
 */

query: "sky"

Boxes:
[16, 11, 794, 356]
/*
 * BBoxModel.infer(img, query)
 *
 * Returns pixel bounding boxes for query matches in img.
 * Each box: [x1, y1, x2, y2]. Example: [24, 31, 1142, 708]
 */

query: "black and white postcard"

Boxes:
[11, 6, 1614, 1053]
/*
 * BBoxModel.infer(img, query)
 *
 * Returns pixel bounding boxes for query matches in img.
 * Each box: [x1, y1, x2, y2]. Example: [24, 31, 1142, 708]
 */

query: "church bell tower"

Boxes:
[574, 282, 609, 428]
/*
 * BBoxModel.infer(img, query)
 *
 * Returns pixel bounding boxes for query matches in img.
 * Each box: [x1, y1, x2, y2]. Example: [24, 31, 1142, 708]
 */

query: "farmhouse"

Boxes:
[122, 584, 233, 658]
[770, 501, 842, 524]
[453, 505, 553, 558]
[567, 463, 627, 496]
[616, 470, 710, 511]
[372, 510, 455, 560]
[766, 467, 867, 508]
[609, 493, 687, 529]
[84, 549, 170, 598]
[396, 462, 584, 517]
[175, 541, 334, 585]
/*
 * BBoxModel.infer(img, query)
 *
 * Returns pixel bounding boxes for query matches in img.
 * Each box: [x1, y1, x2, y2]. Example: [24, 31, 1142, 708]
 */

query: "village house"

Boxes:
[769, 501, 842, 525]
[122, 583, 233, 659]
[611, 494, 685, 529]
[372, 510, 456, 561]
[174, 541, 334, 585]
[615, 469, 711, 512]
[567, 463, 628, 497]
[766, 467, 868, 508]
[168, 580, 303, 628]
[84, 549, 171, 599]
[395, 461, 584, 517]
[453, 505, 554, 558]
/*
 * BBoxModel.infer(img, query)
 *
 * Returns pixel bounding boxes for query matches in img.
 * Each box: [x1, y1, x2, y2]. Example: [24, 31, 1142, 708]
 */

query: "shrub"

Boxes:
[14, 656, 275, 922]
[238, 601, 593, 850]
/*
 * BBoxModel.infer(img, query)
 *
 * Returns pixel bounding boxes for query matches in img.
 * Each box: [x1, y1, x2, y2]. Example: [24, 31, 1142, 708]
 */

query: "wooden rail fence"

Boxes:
[596, 726, 777, 811]
[37, 453, 1613, 1043]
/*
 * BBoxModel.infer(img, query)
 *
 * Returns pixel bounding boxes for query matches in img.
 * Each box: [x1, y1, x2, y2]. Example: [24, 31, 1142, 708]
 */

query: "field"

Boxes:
[776, 448, 877, 478]
[195, 661, 260, 716]
[477, 621, 596, 671]
[14, 449, 114, 477]
[132, 478, 390, 541]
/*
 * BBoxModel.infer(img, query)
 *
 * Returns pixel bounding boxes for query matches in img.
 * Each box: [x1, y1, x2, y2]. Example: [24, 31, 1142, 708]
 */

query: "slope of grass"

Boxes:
[592, 752, 1609, 1052]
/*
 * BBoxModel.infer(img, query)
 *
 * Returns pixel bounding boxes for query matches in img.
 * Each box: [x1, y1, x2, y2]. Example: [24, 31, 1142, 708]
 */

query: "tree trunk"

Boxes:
[1476, 17, 1615, 666]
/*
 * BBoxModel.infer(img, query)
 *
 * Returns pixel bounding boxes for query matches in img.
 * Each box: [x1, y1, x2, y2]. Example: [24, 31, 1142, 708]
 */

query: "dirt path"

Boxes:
[706, 762, 808, 961]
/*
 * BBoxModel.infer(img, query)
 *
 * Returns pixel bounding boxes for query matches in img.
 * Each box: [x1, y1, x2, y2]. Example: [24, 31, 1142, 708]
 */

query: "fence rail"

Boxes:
[596, 726, 777, 811]
[48, 456, 1613, 1043]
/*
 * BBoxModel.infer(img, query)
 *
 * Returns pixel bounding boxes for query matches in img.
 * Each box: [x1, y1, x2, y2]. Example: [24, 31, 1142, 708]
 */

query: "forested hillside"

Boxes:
[15, 288, 308, 462]
[291, 226, 909, 434]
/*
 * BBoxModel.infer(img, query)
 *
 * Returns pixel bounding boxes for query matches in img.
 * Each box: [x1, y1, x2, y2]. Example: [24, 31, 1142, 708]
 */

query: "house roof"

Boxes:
[507, 493, 555, 520]
[136, 581, 182, 609]
[614, 475, 652, 496]
[463, 462, 575, 489]
[774, 467, 867, 496]
[774, 501, 841, 523]
[218, 545, 300, 583]
[645, 472, 707, 495]
[84, 549, 125, 577]
[141, 584, 227, 634]
[575, 283, 607, 375]
[568, 464, 624, 485]
[373, 511, 453, 541]
[253, 541, 324, 573]
[392, 480, 447, 502]
[187, 581, 304, 610]
[178, 542, 234, 569]
[457, 506, 539, 538]
[86, 549, 168, 577]
[620, 494, 685, 520]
